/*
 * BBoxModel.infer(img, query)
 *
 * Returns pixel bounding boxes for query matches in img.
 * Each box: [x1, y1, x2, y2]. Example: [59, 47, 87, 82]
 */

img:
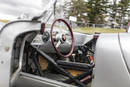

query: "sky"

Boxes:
[0, 0, 120, 20]
[0, 0, 67, 20]
[0, 0, 46, 20]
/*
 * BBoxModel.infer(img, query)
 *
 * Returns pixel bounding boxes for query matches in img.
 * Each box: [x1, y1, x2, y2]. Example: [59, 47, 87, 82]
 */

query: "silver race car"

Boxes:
[0, 0, 129, 87]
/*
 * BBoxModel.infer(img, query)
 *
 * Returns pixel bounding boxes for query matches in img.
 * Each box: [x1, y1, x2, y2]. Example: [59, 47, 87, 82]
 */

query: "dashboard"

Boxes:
[31, 28, 94, 53]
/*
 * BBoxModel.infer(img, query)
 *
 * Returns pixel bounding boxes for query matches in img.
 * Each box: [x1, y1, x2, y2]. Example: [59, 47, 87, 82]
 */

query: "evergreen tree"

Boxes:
[109, 0, 118, 23]
[118, 0, 130, 25]
[66, 0, 129, 25]
[85, 0, 109, 24]
[67, 0, 87, 22]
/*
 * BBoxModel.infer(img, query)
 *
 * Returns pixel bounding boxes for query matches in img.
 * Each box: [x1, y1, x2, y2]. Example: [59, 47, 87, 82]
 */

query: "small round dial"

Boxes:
[42, 31, 50, 43]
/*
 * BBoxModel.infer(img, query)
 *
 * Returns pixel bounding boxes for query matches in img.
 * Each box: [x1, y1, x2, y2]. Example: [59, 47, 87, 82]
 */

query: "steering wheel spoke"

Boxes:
[56, 40, 61, 48]
[66, 40, 71, 45]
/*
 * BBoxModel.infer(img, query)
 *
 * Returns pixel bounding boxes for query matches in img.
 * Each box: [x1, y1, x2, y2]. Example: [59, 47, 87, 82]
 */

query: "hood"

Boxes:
[119, 33, 130, 73]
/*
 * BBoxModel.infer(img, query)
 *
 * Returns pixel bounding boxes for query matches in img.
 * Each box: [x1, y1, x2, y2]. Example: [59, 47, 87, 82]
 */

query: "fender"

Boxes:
[92, 33, 130, 87]
[0, 20, 40, 87]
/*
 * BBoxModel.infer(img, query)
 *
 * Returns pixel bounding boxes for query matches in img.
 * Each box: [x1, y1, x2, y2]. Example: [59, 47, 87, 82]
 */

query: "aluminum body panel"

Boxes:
[38, 28, 94, 53]
[119, 33, 130, 73]
[13, 72, 76, 87]
[44, 28, 94, 46]
[73, 32, 94, 46]
[0, 20, 77, 87]
[0, 20, 40, 87]
[92, 33, 130, 87]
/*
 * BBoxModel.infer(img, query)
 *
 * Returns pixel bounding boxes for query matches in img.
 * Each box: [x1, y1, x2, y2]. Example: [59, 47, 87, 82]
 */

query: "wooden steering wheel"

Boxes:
[50, 19, 74, 58]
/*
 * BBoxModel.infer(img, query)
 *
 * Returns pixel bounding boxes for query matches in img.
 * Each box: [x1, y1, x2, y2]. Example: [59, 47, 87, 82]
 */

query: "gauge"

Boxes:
[42, 31, 50, 43]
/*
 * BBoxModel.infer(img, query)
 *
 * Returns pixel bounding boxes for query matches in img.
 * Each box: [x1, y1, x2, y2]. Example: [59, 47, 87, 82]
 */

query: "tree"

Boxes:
[66, 0, 129, 25]
[66, 0, 109, 24]
[66, 0, 87, 22]
[109, 0, 130, 25]
[117, 0, 130, 25]
[85, 0, 109, 24]
[109, 0, 118, 22]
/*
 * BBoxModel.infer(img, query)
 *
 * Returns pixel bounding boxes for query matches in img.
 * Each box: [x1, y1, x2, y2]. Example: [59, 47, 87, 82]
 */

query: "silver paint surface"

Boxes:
[0, 20, 76, 87]
[0, 20, 40, 87]
[92, 33, 130, 87]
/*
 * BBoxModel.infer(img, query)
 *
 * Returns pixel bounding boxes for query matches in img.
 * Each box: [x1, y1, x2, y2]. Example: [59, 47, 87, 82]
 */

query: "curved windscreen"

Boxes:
[39, 0, 65, 24]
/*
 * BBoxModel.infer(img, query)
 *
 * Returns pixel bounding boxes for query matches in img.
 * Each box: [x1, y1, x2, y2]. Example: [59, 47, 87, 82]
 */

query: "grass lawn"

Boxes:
[73, 27, 126, 34]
